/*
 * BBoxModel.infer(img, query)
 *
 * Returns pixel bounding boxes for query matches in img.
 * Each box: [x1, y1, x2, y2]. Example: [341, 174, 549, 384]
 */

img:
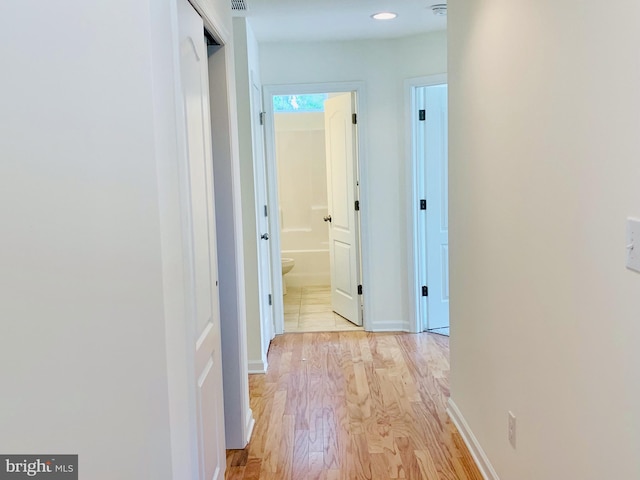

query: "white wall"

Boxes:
[260, 32, 447, 330]
[448, 1, 640, 479]
[0, 1, 172, 477]
[275, 112, 330, 287]
[0, 0, 242, 476]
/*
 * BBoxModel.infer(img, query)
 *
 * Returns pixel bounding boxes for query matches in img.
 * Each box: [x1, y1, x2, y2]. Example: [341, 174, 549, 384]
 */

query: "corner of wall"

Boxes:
[447, 399, 499, 480]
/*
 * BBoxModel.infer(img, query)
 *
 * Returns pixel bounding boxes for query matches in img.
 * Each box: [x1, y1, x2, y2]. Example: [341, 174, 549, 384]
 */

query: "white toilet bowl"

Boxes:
[281, 257, 295, 295]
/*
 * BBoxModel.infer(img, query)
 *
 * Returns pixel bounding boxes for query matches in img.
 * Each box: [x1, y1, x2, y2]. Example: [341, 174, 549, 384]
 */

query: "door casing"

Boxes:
[405, 74, 448, 333]
[262, 82, 370, 334]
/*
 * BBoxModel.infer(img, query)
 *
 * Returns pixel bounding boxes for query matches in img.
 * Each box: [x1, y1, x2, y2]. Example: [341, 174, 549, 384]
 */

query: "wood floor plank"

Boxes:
[276, 414, 295, 479]
[369, 452, 390, 480]
[359, 335, 373, 363]
[242, 458, 261, 480]
[334, 385, 351, 472]
[353, 361, 372, 422]
[396, 437, 424, 480]
[348, 433, 373, 480]
[384, 439, 405, 479]
[262, 389, 287, 474]
[292, 429, 310, 479]
[308, 451, 325, 480]
[322, 396, 340, 470]
[224, 465, 245, 480]
[308, 403, 325, 453]
[225, 331, 482, 480]
[415, 449, 441, 479]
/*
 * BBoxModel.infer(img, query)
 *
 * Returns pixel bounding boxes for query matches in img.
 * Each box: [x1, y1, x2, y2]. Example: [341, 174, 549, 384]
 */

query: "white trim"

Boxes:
[189, 0, 231, 45]
[404, 74, 447, 333]
[244, 409, 256, 444]
[368, 321, 411, 332]
[262, 81, 371, 333]
[447, 399, 500, 480]
[248, 359, 269, 374]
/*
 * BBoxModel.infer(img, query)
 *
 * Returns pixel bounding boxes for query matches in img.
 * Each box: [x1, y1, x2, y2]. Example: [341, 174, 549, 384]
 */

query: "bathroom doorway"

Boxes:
[263, 85, 365, 333]
[408, 75, 450, 335]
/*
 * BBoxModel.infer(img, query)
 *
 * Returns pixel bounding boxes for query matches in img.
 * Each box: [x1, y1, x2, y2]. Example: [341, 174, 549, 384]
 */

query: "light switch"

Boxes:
[627, 218, 640, 273]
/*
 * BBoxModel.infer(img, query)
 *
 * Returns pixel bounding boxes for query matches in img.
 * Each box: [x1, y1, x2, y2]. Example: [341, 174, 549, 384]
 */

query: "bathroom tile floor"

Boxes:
[283, 285, 363, 333]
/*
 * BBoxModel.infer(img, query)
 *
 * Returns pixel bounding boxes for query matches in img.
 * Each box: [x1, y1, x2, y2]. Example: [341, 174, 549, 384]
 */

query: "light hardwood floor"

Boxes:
[225, 331, 482, 480]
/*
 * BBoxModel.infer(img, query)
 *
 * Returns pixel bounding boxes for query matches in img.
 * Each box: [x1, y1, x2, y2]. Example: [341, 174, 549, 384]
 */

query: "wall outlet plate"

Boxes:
[627, 218, 640, 273]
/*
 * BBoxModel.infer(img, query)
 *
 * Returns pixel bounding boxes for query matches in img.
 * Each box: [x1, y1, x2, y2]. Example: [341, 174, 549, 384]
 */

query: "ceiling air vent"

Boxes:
[430, 3, 447, 15]
[231, 0, 248, 11]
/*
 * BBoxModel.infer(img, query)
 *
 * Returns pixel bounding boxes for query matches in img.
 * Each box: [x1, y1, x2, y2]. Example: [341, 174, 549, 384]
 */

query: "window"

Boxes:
[273, 94, 328, 113]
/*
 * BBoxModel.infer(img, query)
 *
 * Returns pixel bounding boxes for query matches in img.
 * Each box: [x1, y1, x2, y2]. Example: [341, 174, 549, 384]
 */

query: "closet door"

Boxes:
[178, 0, 225, 478]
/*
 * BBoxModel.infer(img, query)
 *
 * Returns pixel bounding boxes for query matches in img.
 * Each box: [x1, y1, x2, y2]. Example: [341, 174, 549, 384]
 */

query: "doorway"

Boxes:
[262, 84, 367, 334]
[408, 76, 450, 335]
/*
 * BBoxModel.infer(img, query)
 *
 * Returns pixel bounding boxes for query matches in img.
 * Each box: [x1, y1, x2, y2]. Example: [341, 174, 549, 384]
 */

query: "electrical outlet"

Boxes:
[508, 411, 516, 449]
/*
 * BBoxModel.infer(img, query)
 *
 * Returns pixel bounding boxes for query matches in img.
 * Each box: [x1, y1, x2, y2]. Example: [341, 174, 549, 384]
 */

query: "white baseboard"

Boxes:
[367, 320, 410, 332]
[447, 398, 500, 480]
[248, 359, 267, 374]
[244, 408, 255, 445]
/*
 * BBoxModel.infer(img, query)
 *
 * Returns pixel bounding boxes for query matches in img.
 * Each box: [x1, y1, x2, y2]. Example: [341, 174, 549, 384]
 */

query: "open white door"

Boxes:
[419, 84, 450, 333]
[251, 75, 274, 354]
[324, 93, 362, 326]
[178, 0, 225, 478]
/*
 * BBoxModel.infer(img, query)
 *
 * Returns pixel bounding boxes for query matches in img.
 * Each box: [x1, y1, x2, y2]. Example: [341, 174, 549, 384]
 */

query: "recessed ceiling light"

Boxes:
[371, 12, 397, 20]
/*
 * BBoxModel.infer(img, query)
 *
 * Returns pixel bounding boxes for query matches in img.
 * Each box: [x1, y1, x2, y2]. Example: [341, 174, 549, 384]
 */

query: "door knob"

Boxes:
[323, 215, 332, 223]
[261, 233, 269, 240]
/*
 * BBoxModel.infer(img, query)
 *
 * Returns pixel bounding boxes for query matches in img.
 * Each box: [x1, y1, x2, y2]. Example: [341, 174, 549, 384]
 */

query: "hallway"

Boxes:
[225, 331, 482, 479]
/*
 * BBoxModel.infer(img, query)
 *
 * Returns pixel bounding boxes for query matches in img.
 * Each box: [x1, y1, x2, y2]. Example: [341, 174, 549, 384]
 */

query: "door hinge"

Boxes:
[357, 285, 363, 295]
[422, 286, 429, 297]
[268, 294, 272, 306]
[355, 200, 360, 211]
[264, 204, 268, 217]
[420, 199, 427, 210]
[419, 109, 426, 121]
[259, 111, 266, 125]
[352, 113, 357, 125]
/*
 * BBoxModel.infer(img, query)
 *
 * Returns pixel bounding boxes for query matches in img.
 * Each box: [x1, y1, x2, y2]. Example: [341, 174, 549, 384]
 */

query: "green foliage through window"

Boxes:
[273, 94, 328, 113]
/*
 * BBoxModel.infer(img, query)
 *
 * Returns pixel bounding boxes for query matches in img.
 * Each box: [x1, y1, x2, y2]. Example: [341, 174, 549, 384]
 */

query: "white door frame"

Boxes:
[206, 44, 254, 449]
[405, 74, 447, 333]
[262, 81, 371, 334]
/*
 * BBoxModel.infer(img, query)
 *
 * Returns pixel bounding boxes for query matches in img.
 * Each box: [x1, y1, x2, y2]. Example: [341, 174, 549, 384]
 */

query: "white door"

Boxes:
[419, 84, 450, 333]
[178, 0, 225, 478]
[251, 75, 274, 351]
[324, 93, 362, 326]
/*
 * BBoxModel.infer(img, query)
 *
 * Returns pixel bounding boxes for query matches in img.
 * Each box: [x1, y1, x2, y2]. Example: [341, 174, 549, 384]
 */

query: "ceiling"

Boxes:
[234, 0, 447, 43]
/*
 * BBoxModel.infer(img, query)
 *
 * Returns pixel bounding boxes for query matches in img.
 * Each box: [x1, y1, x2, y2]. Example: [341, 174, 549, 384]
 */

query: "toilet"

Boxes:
[281, 257, 295, 295]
